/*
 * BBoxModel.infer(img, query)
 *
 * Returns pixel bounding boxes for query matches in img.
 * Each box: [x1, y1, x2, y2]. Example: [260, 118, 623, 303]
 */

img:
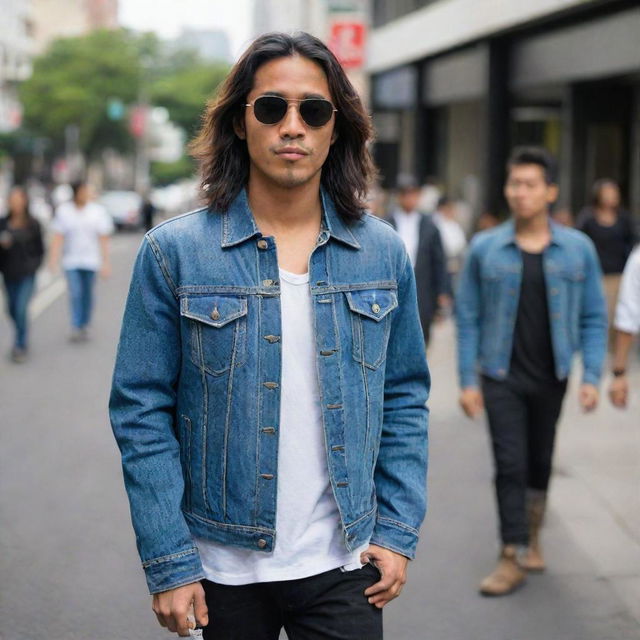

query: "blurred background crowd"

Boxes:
[0, 1, 639, 638]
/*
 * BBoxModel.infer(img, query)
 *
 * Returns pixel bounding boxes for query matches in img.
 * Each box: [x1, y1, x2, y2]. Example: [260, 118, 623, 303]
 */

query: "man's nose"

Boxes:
[279, 104, 305, 138]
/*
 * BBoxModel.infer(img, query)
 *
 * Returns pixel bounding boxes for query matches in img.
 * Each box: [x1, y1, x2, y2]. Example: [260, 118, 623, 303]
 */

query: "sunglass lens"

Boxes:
[253, 97, 287, 124]
[300, 100, 334, 127]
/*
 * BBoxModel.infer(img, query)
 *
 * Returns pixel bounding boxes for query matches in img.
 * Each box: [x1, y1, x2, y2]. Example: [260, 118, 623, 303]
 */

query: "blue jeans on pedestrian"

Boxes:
[3, 274, 36, 349]
[65, 269, 96, 329]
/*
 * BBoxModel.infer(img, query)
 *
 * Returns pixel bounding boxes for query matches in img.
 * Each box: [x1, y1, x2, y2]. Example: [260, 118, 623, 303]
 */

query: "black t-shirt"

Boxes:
[509, 250, 559, 387]
[577, 209, 636, 274]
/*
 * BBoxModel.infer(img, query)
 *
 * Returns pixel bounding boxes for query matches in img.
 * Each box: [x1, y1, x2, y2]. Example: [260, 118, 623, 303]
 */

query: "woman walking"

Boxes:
[0, 186, 45, 362]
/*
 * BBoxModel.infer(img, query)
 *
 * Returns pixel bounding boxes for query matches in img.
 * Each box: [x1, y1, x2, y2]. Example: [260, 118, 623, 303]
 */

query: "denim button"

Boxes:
[371, 303, 381, 314]
[257, 538, 267, 548]
[262, 279, 274, 287]
[257, 239, 268, 249]
[210, 308, 220, 320]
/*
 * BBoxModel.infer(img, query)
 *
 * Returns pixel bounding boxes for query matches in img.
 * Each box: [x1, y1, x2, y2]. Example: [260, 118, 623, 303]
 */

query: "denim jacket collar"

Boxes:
[220, 187, 361, 250]
[496, 216, 562, 249]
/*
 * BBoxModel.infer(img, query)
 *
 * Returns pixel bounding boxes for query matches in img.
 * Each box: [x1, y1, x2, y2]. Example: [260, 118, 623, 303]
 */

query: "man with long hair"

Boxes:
[110, 32, 429, 639]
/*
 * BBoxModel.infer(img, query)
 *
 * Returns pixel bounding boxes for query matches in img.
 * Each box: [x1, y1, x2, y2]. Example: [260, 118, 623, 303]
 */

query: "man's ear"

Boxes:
[233, 116, 246, 140]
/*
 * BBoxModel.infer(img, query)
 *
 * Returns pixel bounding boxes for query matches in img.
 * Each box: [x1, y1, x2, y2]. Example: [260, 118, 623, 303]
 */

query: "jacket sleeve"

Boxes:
[370, 253, 430, 559]
[455, 238, 482, 388]
[579, 238, 608, 385]
[109, 235, 205, 594]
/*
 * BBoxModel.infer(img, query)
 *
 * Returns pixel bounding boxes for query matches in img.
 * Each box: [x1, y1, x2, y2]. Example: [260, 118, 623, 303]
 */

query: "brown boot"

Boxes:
[521, 491, 547, 572]
[479, 545, 526, 597]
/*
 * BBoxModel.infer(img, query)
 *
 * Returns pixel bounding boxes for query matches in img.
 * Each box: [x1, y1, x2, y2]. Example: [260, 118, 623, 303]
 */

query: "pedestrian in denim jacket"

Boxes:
[456, 148, 606, 598]
[109, 32, 429, 639]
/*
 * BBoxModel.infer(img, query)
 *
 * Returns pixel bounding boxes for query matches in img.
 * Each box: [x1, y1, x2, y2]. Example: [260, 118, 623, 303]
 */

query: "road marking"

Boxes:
[29, 278, 67, 320]
[26, 235, 137, 321]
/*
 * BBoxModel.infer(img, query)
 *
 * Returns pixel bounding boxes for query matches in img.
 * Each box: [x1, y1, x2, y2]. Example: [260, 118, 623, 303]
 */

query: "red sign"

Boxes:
[329, 22, 366, 69]
[129, 105, 148, 139]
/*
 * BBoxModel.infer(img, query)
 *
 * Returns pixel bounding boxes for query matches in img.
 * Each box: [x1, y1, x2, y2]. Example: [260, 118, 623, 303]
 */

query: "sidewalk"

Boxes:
[428, 318, 640, 626]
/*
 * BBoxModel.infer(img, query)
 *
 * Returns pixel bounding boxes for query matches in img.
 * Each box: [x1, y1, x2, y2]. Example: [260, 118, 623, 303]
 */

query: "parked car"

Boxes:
[99, 190, 143, 230]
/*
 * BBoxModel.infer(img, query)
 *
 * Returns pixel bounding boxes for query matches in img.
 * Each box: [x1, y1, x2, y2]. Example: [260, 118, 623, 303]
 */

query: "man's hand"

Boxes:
[99, 263, 112, 279]
[361, 544, 408, 609]
[459, 386, 484, 418]
[152, 581, 208, 637]
[609, 376, 629, 408]
[579, 383, 599, 412]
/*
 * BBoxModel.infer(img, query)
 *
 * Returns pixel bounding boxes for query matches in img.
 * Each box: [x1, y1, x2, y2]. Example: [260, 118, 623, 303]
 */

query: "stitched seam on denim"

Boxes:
[254, 293, 263, 525]
[142, 548, 199, 568]
[368, 538, 413, 558]
[147, 234, 178, 299]
[376, 516, 419, 536]
[222, 323, 238, 519]
[311, 281, 397, 294]
[344, 504, 377, 530]
[186, 510, 275, 533]
[200, 336, 210, 511]
[147, 207, 206, 235]
[149, 572, 206, 595]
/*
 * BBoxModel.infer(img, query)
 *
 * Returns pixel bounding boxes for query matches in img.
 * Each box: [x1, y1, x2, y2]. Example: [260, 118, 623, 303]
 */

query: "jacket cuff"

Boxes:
[143, 547, 205, 595]
[369, 516, 420, 560]
[581, 369, 601, 386]
[460, 371, 479, 389]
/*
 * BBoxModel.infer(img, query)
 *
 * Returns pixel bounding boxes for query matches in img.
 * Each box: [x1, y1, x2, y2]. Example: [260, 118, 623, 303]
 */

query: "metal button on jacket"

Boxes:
[210, 308, 220, 321]
[371, 303, 381, 314]
[257, 239, 268, 250]
[257, 538, 267, 549]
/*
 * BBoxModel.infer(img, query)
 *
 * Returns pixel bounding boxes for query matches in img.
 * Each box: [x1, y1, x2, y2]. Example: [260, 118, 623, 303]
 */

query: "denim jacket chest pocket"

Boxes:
[346, 288, 398, 370]
[180, 295, 248, 376]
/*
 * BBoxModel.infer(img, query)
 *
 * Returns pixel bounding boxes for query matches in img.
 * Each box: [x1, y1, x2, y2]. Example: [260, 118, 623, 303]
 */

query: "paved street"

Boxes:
[1, 230, 639, 640]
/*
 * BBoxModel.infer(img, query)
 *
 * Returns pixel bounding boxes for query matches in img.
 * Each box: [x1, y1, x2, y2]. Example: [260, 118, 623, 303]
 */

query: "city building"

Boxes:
[31, 0, 118, 54]
[172, 28, 232, 63]
[368, 0, 640, 220]
[0, 0, 33, 133]
[252, 0, 369, 101]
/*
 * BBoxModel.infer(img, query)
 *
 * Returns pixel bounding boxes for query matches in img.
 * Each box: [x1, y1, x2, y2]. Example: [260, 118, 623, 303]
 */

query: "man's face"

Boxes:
[236, 55, 337, 191]
[504, 164, 558, 220]
[398, 189, 420, 212]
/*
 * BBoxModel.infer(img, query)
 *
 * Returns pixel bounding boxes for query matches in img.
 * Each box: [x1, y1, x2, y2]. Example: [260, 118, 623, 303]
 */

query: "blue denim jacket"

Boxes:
[109, 189, 430, 594]
[456, 219, 607, 389]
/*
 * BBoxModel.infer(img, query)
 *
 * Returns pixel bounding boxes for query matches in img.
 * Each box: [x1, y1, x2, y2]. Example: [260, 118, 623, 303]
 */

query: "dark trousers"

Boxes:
[481, 375, 567, 545]
[3, 274, 35, 349]
[201, 563, 382, 640]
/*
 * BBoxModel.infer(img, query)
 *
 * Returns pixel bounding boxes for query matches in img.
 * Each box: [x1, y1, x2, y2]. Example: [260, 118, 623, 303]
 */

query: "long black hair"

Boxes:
[189, 31, 376, 222]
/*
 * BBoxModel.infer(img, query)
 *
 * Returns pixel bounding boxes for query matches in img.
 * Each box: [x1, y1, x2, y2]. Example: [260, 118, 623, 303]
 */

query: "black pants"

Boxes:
[201, 563, 383, 640]
[481, 375, 567, 545]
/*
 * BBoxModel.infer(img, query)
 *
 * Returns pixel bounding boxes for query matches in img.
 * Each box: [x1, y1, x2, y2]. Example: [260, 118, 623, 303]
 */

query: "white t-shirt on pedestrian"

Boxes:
[393, 210, 422, 267]
[195, 268, 367, 585]
[614, 246, 640, 335]
[51, 201, 113, 271]
[433, 211, 467, 273]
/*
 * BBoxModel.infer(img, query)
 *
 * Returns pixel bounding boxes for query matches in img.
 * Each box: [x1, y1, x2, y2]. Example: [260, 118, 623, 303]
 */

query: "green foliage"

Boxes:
[149, 59, 229, 138]
[150, 155, 196, 186]
[20, 29, 143, 157]
[18, 27, 230, 172]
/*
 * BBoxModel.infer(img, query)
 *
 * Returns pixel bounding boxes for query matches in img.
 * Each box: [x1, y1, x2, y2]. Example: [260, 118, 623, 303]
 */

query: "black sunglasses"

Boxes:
[245, 96, 337, 127]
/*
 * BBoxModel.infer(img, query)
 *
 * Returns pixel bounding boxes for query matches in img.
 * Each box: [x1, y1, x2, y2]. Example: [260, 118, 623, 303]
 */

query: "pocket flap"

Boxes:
[346, 289, 398, 322]
[180, 295, 247, 328]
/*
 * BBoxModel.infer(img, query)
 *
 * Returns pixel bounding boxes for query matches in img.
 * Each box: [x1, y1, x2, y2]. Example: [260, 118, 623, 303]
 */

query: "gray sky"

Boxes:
[118, 0, 253, 59]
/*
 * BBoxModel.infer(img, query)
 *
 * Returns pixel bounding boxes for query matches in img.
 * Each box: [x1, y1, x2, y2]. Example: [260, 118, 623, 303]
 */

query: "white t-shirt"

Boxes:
[393, 210, 422, 267]
[51, 201, 113, 271]
[614, 247, 640, 334]
[195, 268, 367, 585]
[433, 211, 467, 272]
